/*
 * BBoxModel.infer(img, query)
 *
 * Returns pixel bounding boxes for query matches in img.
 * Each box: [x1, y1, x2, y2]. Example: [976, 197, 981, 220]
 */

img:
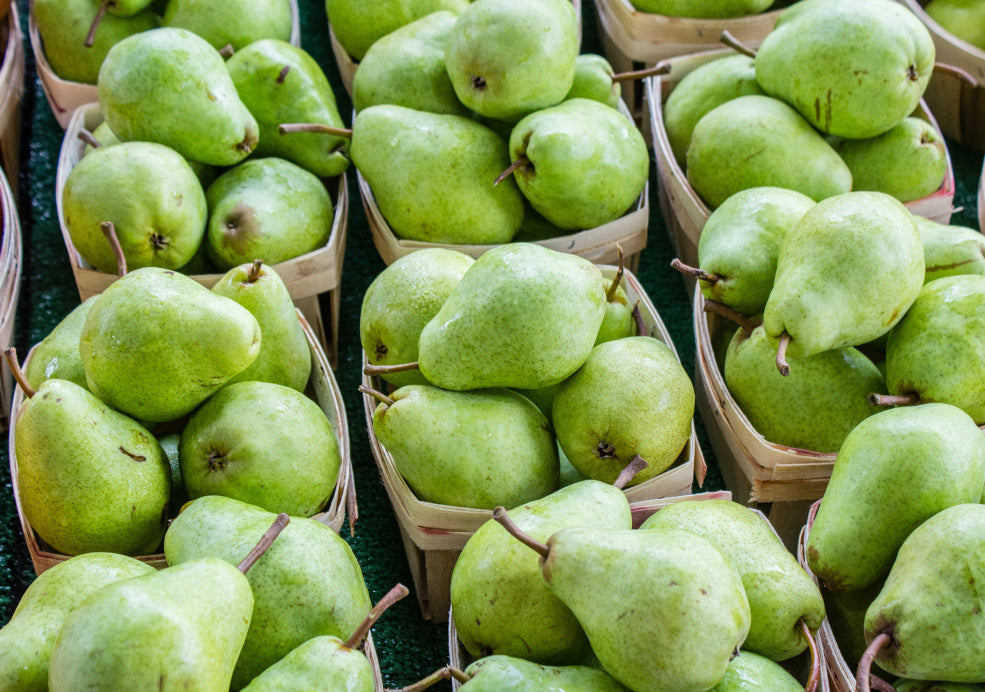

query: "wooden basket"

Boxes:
[646, 49, 957, 277]
[54, 102, 349, 365]
[29, 0, 302, 129]
[8, 309, 353, 575]
[0, 1, 24, 193]
[364, 632, 385, 692]
[360, 265, 703, 621]
[0, 164, 20, 432]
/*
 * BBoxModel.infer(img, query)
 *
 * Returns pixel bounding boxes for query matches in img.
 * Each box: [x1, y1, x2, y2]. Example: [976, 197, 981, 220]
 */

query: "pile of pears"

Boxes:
[327, 0, 650, 244]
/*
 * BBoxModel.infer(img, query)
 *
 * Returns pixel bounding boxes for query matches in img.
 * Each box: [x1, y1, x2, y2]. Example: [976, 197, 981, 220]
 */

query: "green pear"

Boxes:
[84, 0, 156, 50]
[806, 403, 985, 592]
[663, 53, 764, 166]
[724, 325, 887, 453]
[352, 11, 470, 117]
[505, 99, 649, 231]
[925, 0, 985, 50]
[205, 157, 334, 270]
[97, 27, 259, 166]
[641, 499, 825, 661]
[157, 432, 187, 513]
[163, 0, 292, 51]
[369, 384, 558, 509]
[831, 117, 947, 202]
[451, 480, 633, 665]
[23, 296, 97, 391]
[179, 381, 341, 518]
[896, 682, 985, 692]
[326, 0, 471, 61]
[565, 53, 620, 109]
[416, 243, 606, 390]
[85, 121, 122, 150]
[594, 270, 634, 346]
[629, 0, 773, 17]
[710, 650, 803, 691]
[916, 216, 985, 283]
[164, 495, 372, 690]
[763, 191, 924, 362]
[457, 655, 631, 691]
[820, 577, 885, 673]
[79, 267, 261, 423]
[445, 0, 579, 121]
[62, 141, 208, 273]
[360, 248, 474, 388]
[226, 40, 350, 178]
[33, 0, 159, 84]
[212, 260, 311, 392]
[0, 553, 154, 692]
[686, 95, 853, 208]
[553, 336, 694, 486]
[754, 0, 935, 138]
[351, 105, 524, 244]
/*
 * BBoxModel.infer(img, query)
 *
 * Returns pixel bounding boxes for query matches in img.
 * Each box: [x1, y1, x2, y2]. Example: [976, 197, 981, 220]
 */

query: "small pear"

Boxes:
[711, 650, 804, 691]
[23, 296, 97, 391]
[915, 216, 985, 283]
[326, 0, 470, 61]
[162, 0, 292, 51]
[565, 53, 621, 109]
[455, 655, 631, 691]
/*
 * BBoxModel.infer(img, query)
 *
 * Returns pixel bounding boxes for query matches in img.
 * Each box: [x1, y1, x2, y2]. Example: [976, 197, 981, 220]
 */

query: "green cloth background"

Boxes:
[1, 1, 982, 689]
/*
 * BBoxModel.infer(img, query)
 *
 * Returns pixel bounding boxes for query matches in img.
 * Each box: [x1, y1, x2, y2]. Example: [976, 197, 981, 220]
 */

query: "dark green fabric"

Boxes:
[1, 2, 982, 690]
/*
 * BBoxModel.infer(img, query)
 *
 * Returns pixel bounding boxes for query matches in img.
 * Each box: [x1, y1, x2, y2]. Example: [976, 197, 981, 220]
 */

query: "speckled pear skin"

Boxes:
[696, 187, 815, 317]
[0, 553, 154, 692]
[724, 325, 887, 453]
[641, 499, 825, 661]
[451, 481, 632, 665]
[565, 54, 620, 109]
[239, 636, 374, 692]
[807, 404, 985, 592]
[164, 495, 372, 690]
[915, 216, 985, 284]
[885, 274, 985, 424]
[418, 244, 606, 390]
[710, 650, 803, 691]
[97, 27, 259, 166]
[543, 527, 751, 692]
[372, 384, 558, 509]
[460, 655, 631, 691]
[162, 0, 292, 51]
[865, 504, 985, 681]
[48, 558, 254, 692]
[625, 0, 772, 18]
[24, 296, 97, 391]
[14, 379, 170, 556]
[79, 267, 261, 423]
[508, 99, 649, 231]
[896, 680, 985, 691]
[755, 0, 935, 139]
[326, 0, 470, 61]
[763, 191, 925, 359]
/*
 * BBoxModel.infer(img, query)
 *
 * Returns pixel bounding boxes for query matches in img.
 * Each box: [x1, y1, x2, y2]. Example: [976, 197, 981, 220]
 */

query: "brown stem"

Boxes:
[855, 632, 891, 692]
[84, 0, 110, 48]
[278, 122, 352, 138]
[447, 668, 471, 684]
[344, 583, 409, 650]
[702, 299, 760, 333]
[869, 674, 896, 692]
[613, 455, 648, 490]
[611, 61, 671, 83]
[101, 222, 127, 277]
[776, 331, 791, 377]
[276, 65, 290, 84]
[868, 392, 920, 407]
[4, 347, 35, 398]
[358, 384, 395, 407]
[346, 470, 358, 538]
[671, 258, 720, 284]
[494, 156, 529, 186]
[246, 258, 263, 283]
[364, 362, 420, 378]
[218, 44, 235, 59]
[77, 128, 101, 149]
[719, 30, 757, 58]
[237, 513, 290, 573]
[387, 667, 455, 692]
[606, 245, 625, 302]
[631, 301, 647, 336]
[492, 506, 550, 559]
[800, 620, 820, 692]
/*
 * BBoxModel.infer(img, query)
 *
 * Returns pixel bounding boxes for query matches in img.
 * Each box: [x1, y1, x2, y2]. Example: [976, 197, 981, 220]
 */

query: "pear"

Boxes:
[360, 248, 474, 388]
[755, 0, 934, 138]
[594, 261, 635, 346]
[23, 296, 97, 391]
[326, 0, 470, 61]
[553, 336, 694, 486]
[79, 267, 261, 423]
[164, 495, 372, 689]
[806, 403, 985, 592]
[0, 553, 154, 692]
[630, 0, 773, 17]
[212, 260, 311, 392]
[163, 0, 292, 51]
[710, 650, 804, 691]
[453, 655, 631, 691]
[416, 243, 606, 390]
[444, 0, 579, 121]
[226, 40, 350, 178]
[368, 384, 558, 509]
[896, 682, 985, 691]
[916, 216, 985, 283]
[686, 95, 853, 208]
[97, 27, 259, 166]
[62, 141, 208, 273]
[565, 53, 621, 109]
[821, 578, 886, 673]
[179, 381, 341, 518]
[925, 0, 985, 50]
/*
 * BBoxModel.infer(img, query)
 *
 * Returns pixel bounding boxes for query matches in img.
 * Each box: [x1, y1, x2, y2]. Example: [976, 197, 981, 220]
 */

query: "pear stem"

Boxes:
[494, 156, 529, 186]
[4, 347, 34, 399]
[612, 455, 648, 489]
[776, 331, 792, 377]
[387, 667, 463, 692]
[344, 583, 410, 650]
[869, 675, 896, 692]
[358, 384, 395, 407]
[855, 632, 891, 692]
[278, 122, 353, 138]
[447, 667, 471, 684]
[606, 245, 625, 302]
[77, 128, 101, 149]
[868, 392, 920, 407]
[611, 61, 671, 84]
[631, 302, 647, 336]
[364, 362, 420, 378]
[492, 506, 550, 559]
[719, 30, 757, 58]
[101, 222, 127, 277]
[276, 65, 290, 84]
[84, 0, 110, 48]
[671, 258, 720, 284]
[799, 620, 820, 692]
[237, 513, 290, 574]
[218, 44, 235, 59]
[246, 258, 263, 283]
[702, 299, 760, 333]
